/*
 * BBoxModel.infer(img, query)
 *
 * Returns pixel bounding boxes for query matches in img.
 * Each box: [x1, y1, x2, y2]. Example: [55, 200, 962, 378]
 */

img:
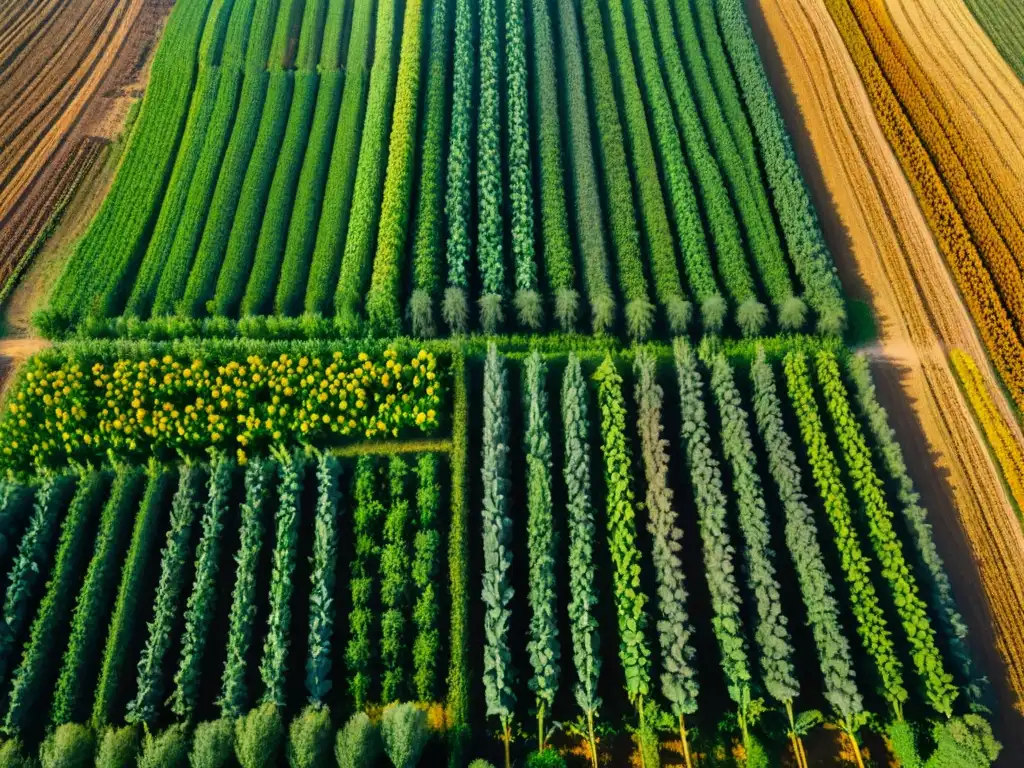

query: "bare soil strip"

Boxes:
[748, 0, 1024, 746]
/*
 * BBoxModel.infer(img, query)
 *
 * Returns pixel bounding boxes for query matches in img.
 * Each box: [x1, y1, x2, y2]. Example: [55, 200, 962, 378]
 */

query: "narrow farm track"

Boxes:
[0, 0, 144, 226]
[884, 0, 1024, 222]
[749, 0, 1024, 735]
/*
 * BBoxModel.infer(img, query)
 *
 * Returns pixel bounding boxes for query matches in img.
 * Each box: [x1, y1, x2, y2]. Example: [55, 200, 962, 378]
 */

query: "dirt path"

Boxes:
[748, 0, 1024, 749]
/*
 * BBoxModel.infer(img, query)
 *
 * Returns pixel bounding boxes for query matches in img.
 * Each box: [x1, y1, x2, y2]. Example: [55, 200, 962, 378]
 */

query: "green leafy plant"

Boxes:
[138, 724, 190, 768]
[347, 456, 384, 710]
[95, 725, 139, 768]
[39, 723, 95, 768]
[335, 712, 381, 768]
[287, 705, 333, 768]
[307, 454, 340, 704]
[190, 719, 234, 768]
[381, 457, 412, 702]
[381, 702, 430, 768]
[477, 0, 506, 331]
[412, 453, 441, 700]
[481, 344, 516, 767]
[235, 703, 284, 768]
[634, 350, 697, 768]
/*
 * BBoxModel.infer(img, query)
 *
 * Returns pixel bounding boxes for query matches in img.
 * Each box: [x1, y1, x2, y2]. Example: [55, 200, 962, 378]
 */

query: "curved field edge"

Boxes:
[748, 0, 1024, 732]
[962, 0, 1024, 82]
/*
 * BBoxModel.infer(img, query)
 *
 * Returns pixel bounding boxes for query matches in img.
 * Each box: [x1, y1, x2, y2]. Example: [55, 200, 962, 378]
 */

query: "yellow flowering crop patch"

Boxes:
[0, 346, 446, 471]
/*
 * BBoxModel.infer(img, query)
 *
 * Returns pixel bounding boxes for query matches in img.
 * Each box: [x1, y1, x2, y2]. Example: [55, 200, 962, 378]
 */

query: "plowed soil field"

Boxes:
[748, 0, 1024, 747]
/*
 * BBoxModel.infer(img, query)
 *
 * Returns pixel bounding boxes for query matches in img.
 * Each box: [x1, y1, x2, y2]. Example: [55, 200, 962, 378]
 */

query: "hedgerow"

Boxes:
[93, 469, 173, 726]
[242, 72, 320, 317]
[749, 349, 863, 748]
[50, 468, 145, 725]
[412, 453, 441, 700]
[588, 0, 692, 333]
[220, 458, 273, 718]
[481, 345, 516, 766]
[126, 465, 202, 724]
[669, 0, 802, 329]
[304, 0, 375, 316]
[523, 352, 560, 749]
[294, 0, 329, 69]
[212, 71, 294, 317]
[273, 71, 345, 317]
[560, 355, 601, 766]
[268, 0, 305, 67]
[177, 71, 269, 318]
[0, 474, 72, 689]
[409, 0, 451, 336]
[710, 354, 803, 760]
[783, 351, 908, 719]
[381, 457, 412, 702]
[477, 0, 506, 332]
[306, 453, 340, 704]
[528, 0, 577, 329]
[245, 0, 282, 68]
[169, 458, 234, 719]
[347, 456, 384, 710]
[447, 347, 470, 761]
[712, 0, 847, 334]
[0, 346, 445, 471]
[335, 0, 401, 332]
[672, 341, 753, 747]
[593, 356, 654, 752]
[506, 0, 540, 328]
[816, 351, 956, 716]
[150, 69, 245, 318]
[633, 351, 697, 768]
[613, 0, 736, 332]
[259, 453, 305, 707]
[367, 0, 426, 336]
[3, 472, 107, 734]
[442, 0, 474, 333]
[317, 0, 350, 70]
[556, 0, 615, 334]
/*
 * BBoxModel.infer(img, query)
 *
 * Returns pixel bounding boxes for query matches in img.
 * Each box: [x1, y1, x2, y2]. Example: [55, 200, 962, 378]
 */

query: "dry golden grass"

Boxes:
[753, 0, 1024, 713]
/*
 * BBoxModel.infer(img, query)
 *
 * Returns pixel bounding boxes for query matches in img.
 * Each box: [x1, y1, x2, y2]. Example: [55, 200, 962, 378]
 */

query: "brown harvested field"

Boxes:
[884, 0, 1024, 235]
[748, 0, 1024, 747]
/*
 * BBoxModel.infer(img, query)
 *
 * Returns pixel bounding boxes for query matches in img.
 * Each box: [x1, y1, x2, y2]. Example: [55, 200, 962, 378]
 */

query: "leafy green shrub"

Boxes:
[0, 738, 31, 768]
[381, 703, 429, 768]
[476, 0, 506, 331]
[220, 459, 272, 718]
[927, 714, 1000, 767]
[50, 469, 143, 725]
[481, 345, 516, 763]
[634, 351, 697, 765]
[92, 469, 173, 726]
[259, 454, 305, 707]
[287, 705, 333, 768]
[468, 762, 495, 768]
[138, 724, 190, 768]
[335, 713, 380, 768]
[412, 454, 441, 700]
[39, 723, 95, 768]
[347, 456, 384, 710]
[127, 466, 202, 724]
[171, 459, 233, 719]
[525, 748, 566, 768]
[442, 0, 475, 333]
[4, 472, 107, 734]
[235, 703, 284, 768]
[190, 719, 234, 768]
[524, 352, 560, 749]
[307, 454, 340, 704]
[96, 725, 139, 768]
[381, 458, 412, 702]
[888, 720, 923, 768]
[560, 355, 602, 763]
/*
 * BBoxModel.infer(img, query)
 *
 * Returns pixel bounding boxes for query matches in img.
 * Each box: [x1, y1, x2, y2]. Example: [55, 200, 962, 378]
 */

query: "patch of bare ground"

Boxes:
[748, 0, 1024, 755]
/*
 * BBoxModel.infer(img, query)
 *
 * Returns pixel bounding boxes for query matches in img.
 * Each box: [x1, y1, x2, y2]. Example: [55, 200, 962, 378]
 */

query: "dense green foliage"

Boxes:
[288, 705, 333, 768]
[127, 466, 202, 724]
[381, 457, 412, 702]
[346, 456, 383, 710]
[381, 703, 430, 768]
[235, 703, 284, 768]
[523, 352, 560, 748]
[306, 454, 340, 704]
[170, 459, 233, 719]
[221, 459, 272, 718]
[481, 345, 516, 748]
[191, 719, 234, 768]
[412, 454, 441, 700]
[4, 472, 107, 734]
[335, 712, 380, 768]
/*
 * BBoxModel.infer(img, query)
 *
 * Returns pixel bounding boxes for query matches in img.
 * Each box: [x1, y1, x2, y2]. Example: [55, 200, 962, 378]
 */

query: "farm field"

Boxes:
[747, 0, 1024, 731]
[0, 0, 1023, 765]
[963, 0, 1024, 81]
